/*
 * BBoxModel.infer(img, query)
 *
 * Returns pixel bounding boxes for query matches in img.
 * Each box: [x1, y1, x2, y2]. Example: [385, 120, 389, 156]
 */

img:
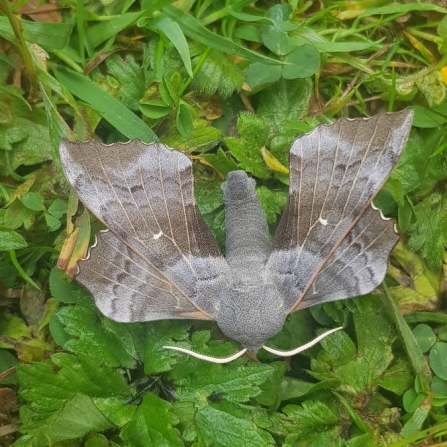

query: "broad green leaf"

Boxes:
[282, 45, 320, 79]
[54, 67, 157, 142]
[195, 403, 275, 446]
[0, 230, 28, 251]
[0, 17, 72, 50]
[282, 400, 339, 439]
[245, 62, 282, 91]
[3, 200, 34, 230]
[0, 314, 31, 346]
[429, 342, 447, 380]
[136, 320, 192, 375]
[412, 324, 436, 353]
[49, 268, 80, 304]
[121, 393, 183, 447]
[261, 27, 292, 56]
[17, 353, 131, 412]
[257, 78, 312, 130]
[47, 199, 68, 218]
[21, 192, 45, 212]
[168, 356, 274, 403]
[17, 393, 115, 446]
[54, 306, 138, 368]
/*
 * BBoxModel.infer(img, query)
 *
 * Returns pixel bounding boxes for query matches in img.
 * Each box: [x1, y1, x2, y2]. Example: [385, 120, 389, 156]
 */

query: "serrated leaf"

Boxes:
[191, 49, 244, 99]
[407, 193, 447, 269]
[225, 113, 270, 178]
[54, 306, 138, 368]
[17, 353, 131, 412]
[256, 186, 288, 223]
[137, 320, 192, 375]
[311, 297, 400, 395]
[106, 54, 146, 111]
[121, 393, 183, 447]
[195, 402, 275, 447]
[257, 78, 312, 130]
[17, 393, 115, 446]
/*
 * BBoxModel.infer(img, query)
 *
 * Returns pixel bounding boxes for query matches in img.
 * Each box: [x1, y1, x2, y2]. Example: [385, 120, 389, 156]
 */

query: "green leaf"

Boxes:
[225, 113, 270, 178]
[176, 102, 193, 137]
[0, 17, 73, 50]
[195, 403, 275, 447]
[261, 27, 292, 56]
[256, 186, 288, 223]
[429, 342, 447, 380]
[191, 48, 244, 99]
[47, 199, 68, 218]
[53, 67, 157, 142]
[200, 148, 239, 177]
[257, 78, 312, 129]
[0, 349, 17, 384]
[408, 192, 447, 269]
[168, 357, 274, 403]
[17, 393, 115, 446]
[54, 306, 138, 368]
[21, 192, 46, 212]
[121, 393, 183, 447]
[0, 313, 31, 346]
[149, 16, 193, 78]
[49, 268, 80, 304]
[163, 6, 281, 65]
[282, 400, 339, 437]
[0, 230, 28, 251]
[245, 62, 282, 91]
[412, 324, 437, 353]
[17, 353, 131, 412]
[282, 45, 320, 79]
[106, 54, 147, 111]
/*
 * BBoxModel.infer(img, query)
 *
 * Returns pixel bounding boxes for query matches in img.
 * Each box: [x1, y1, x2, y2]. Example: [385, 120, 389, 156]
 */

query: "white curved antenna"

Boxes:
[262, 326, 343, 357]
[163, 346, 248, 364]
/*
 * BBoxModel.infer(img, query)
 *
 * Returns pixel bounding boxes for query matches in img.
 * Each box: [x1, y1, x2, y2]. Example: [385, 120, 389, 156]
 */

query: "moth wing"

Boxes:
[292, 205, 398, 311]
[60, 140, 229, 322]
[265, 110, 413, 313]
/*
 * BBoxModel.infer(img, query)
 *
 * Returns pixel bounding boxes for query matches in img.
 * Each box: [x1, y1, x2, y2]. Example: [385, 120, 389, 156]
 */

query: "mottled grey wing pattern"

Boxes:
[60, 140, 229, 322]
[296, 205, 398, 310]
[265, 110, 413, 313]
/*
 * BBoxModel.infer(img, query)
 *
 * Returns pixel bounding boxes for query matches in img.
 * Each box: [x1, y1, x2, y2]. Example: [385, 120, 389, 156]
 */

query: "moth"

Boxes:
[60, 110, 413, 363]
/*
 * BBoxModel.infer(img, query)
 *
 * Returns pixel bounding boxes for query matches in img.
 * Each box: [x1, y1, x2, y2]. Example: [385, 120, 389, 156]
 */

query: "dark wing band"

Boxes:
[265, 110, 413, 312]
[60, 140, 229, 322]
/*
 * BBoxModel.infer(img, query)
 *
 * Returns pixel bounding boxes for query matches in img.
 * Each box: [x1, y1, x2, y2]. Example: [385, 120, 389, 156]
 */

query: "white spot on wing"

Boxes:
[153, 231, 163, 240]
[319, 216, 328, 226]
